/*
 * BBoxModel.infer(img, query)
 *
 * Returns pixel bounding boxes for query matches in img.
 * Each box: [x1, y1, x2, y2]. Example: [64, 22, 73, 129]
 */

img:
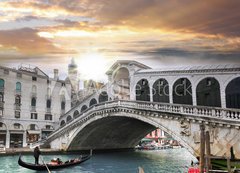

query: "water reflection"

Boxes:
[0, 148, 197, 173]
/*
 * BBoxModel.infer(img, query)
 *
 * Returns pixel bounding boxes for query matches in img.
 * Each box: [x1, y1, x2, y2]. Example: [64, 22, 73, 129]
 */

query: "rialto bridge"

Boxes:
[39, 60, 240, 158]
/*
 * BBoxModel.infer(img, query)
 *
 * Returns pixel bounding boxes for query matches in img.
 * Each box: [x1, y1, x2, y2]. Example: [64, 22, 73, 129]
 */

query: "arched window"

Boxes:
[89, 98, 97, 107]
[81, 105, 88, 112]
[13, 123, 23, 130]
[28, 124, 37, 130]
[46, 99, 51, 108]
[152, 79, 169, 103]
[0, 122, 6, 130]
[60, 120, 65, 126]
[15, 95, 21, 104]
[196, 77, 221, 107]
[73, 110, 79, 118]
[0, 93, 3, 102]
[135, 79, 150, 101]
[61, 101, 65, 110]
[16, 82, 21, 91]
[0, 79, 4, 89]
[31, 97, 36, 106]
[173, 78, 192, 105]
[66, 115, 72, 122]
[226, 77, 240, 109]
[99, 92, 108, 103]
[113, 67, 130, 100]
[32, 85, 37, 93]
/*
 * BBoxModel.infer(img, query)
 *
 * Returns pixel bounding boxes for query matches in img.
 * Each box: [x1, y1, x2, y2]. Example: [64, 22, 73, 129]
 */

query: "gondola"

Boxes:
[18, 153, 91, 171]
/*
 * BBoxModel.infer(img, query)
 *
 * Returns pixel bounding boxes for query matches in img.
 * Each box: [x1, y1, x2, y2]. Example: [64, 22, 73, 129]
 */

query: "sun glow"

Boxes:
[77, 52, 109, 81]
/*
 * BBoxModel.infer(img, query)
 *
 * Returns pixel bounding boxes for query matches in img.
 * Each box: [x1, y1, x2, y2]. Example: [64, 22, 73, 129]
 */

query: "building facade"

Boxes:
[0, 64, 71, 148]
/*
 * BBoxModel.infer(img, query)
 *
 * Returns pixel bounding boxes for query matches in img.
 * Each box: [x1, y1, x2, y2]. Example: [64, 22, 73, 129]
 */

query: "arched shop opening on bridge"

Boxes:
[112, 67, 130, 100]
[135, 79, 150, 101]
[89, 98, 97, 107]
[196, 77, 221, 107]
[173, 78, 192, 105]
[226, 77, 240, 109]
[99, 91, 108, 103]
[152, 78, 169, 103]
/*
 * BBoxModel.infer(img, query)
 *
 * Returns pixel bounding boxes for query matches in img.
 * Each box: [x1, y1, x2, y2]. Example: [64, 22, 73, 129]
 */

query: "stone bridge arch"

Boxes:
[60, 112, 195, 155]
[47, 100, 240, 158]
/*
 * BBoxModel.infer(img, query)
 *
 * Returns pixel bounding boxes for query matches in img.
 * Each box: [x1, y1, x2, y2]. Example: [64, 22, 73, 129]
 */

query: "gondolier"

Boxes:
[34, 146, 41, 165]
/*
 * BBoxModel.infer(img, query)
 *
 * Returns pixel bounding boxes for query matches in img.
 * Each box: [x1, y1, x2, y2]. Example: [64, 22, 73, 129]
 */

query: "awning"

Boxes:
[27, 130, 41, 134]
[141, 138, 154, 142]
[9, 130, 24, 134]
[41, 129, 54, 132]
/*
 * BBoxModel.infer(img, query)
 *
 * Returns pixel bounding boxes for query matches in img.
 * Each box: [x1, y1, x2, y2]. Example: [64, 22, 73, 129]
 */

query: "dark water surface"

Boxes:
[0, 148, 197, 173]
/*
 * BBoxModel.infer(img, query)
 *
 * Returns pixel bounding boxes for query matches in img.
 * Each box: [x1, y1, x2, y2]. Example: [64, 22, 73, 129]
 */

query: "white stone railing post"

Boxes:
[180, 106, 184, 113]
[222, 110, 227, 119]
[191, 84, 197, 106]
[211, 109, 216, 117]
[169, 84, 173, 104]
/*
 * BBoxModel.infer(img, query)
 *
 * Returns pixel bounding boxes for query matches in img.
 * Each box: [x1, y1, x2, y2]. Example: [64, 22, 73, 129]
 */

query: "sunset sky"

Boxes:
[0, 0, 240, 81]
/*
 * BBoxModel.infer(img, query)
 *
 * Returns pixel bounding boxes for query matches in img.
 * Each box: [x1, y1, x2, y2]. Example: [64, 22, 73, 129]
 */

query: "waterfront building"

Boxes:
[144, 129, 178, 146]
[0, 64, 72, 148]
[145, 129, 165, 143]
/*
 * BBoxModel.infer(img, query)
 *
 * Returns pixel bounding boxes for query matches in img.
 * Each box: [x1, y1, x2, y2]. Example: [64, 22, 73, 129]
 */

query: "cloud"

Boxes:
[0, 27, 75, 54]
[84, 0, 240, 37]
[1, 0, 240, 37]
[0, 0, 240, 78]
[136, 47, 240, 66]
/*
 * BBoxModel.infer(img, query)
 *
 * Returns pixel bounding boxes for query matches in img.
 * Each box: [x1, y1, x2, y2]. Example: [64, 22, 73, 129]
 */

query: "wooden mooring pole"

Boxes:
[227, 157, 231, 173]
[205, 131, 211, 173]
[200, 124, 205, 173]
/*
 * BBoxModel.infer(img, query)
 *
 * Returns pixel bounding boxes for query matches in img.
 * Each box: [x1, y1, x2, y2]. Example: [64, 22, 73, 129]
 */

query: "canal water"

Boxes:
[0, 148, 197, 173]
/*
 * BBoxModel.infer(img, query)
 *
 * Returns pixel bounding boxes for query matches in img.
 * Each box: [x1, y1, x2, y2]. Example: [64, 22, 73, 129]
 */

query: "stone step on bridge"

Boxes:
[35, 100, 240, 158]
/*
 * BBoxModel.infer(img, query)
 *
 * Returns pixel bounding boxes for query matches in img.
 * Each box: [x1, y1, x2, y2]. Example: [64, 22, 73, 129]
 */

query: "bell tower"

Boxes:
[68, 58, 79, 106]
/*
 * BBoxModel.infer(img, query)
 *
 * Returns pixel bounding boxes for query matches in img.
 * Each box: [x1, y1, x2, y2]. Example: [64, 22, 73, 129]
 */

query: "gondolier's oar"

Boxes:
[40, 155, 51, 173]
[138, 167, 145, 173]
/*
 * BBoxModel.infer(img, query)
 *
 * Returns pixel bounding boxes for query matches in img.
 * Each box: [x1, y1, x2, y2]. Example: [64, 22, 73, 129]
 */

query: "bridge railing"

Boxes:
[38, 100, 240, 145]
[60, 84, 108, 120]
[121, 100, 240, 121]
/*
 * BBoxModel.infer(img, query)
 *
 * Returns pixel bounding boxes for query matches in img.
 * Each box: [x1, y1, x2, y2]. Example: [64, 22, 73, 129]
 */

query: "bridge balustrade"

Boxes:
[38, 100, 240, 146]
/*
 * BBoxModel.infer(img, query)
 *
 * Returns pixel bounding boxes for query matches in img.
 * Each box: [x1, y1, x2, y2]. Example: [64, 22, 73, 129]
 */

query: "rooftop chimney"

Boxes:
[54, 69, 59, 80]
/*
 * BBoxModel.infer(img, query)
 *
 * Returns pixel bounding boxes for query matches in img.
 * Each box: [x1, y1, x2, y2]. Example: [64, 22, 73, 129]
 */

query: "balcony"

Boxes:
[31, 92, 37, 98]
[30, 106, 36, 112]
[14, 103, 21, 111]
[15, 89, 21, 95]
[15, 111, 20, 118]
[0, 87, 4, 93]
[46, 108, 51, 114]
[0, 101, 4, 108]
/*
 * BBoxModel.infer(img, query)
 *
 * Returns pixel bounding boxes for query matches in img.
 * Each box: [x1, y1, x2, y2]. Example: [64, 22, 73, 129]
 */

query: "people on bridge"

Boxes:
[230, 146, 235, 160]
[33, 146, 41, 165]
